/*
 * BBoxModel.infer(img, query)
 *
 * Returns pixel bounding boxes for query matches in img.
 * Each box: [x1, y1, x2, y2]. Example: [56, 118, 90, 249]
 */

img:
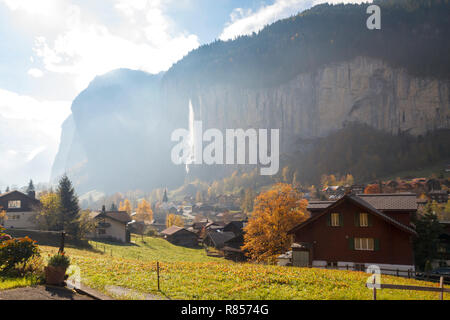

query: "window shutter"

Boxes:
[327, 214, 331, 226]
[368, 214, 373, 227]
[354, 213, 359, 227]
[339, 213, 344, 227]
[374, 239, 380, 251]
[348, 238, 354, 250]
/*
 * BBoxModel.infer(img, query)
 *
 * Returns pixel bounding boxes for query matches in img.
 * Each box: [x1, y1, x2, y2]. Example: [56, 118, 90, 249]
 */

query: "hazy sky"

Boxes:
[0, 0, 369, 189]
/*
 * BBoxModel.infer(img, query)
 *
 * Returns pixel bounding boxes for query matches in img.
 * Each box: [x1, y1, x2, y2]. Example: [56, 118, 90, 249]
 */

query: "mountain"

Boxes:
[51, 0, 450, 193]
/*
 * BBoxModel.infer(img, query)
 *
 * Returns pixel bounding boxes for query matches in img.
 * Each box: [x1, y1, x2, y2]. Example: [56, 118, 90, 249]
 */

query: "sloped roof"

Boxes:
[307, 194, 418, 212]
[94, 211, 131, 224]
[161, 225, 184, 236]
[357, 193, 418, 211]
[289, 194, 417, 236]
[205, 231, 235, 248]
[0, 190, 40, 204]
[307, 201, 334, 210]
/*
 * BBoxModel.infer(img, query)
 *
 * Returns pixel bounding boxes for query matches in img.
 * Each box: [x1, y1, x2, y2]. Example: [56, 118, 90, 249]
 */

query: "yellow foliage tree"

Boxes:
[119, 199, 132, 215]
[166, 214, 184, 228]
[36, 192, 61, 230]
[242, 183, 309, 263]
[134, 199, 153, 223]
[0, 208, 7, 226]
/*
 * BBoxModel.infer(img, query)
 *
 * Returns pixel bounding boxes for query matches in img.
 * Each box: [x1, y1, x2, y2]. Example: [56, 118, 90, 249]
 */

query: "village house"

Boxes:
[160, 225, 198, 247]
[285, 193, 418, 275]
[88, 209, 131, 243]
[0, 190, 40, 230]
[428, 190, 448, 203]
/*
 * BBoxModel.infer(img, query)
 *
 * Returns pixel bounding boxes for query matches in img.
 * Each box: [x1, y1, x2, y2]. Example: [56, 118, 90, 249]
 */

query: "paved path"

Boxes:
[0, 285, 94, 300]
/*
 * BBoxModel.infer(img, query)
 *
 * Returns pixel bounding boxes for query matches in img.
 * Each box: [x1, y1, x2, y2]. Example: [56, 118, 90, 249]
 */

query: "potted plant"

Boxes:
[45, 252, 70, 286]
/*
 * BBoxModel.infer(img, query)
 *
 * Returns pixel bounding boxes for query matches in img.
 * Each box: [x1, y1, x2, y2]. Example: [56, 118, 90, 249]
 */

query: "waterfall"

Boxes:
[186, 99, 195, 173]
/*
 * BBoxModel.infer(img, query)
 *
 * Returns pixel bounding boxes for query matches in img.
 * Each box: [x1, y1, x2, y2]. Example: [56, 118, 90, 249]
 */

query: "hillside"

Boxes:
[52, 0, 450, 193]
[40, 236, 449, 300]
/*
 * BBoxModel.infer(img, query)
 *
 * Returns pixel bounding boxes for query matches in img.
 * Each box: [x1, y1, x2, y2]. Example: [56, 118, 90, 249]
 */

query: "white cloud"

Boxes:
[0, 89, 71, 186]
[1, 0, 200, 92]
[27, 68, 44, 78]
[220, 0, 372, 40]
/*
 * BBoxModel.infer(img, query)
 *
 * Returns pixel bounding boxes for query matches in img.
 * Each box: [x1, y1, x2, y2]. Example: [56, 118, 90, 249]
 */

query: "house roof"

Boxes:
[289, 194, 417, 236]
[161, 225, 194, 236]
[94, 211, 131, 224]
[307, 194, 419, 212]
[356, 193, 419, 211]
[205, 231, 235, 248]
[307, 201, 334, 210]
[0, 190, 41, 204]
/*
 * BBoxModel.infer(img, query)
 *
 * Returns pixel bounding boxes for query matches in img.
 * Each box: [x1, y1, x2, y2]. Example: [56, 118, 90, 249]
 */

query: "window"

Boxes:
[359, 213, 369, 227]
[331, 213, 340, 227]
[8, 200, 21, 209]
[354, 238, 374, 251]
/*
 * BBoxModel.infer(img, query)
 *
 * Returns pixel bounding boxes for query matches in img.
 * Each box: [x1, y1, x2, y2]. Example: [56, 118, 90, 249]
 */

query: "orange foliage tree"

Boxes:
[119, 199, 132, 215]
[242, 183, 309, 263]
[134, 199, 153, 223]
[364, 184, 381, 194]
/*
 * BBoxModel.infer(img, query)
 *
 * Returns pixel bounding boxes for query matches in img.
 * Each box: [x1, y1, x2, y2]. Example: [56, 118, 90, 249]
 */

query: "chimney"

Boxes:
[28, 190, 36, 199]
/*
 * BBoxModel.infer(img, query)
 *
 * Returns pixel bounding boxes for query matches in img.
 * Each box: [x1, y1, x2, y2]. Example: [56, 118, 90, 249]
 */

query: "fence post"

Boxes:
[439, 276, 444, 301]
[396, 269, 399, 277]
[58, 232, 65, 254]
[157, 261, 160, 292]
[372, 276, 377, 300]
[346, 264, 349, 270]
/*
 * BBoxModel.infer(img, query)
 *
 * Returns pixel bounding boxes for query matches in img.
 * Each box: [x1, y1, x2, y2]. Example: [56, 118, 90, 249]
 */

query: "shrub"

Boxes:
[47, 252, 70, 269]
[0, 237, 40, 274]
[12, 255, 45, 280]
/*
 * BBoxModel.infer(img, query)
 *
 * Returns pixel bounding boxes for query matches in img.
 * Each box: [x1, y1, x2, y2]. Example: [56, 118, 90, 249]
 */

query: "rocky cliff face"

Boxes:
[51, 56, 450, 193]
[189, 56, 450, 150]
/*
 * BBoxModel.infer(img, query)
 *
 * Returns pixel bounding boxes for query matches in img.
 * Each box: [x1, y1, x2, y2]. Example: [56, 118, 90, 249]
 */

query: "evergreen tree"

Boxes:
[110, 203, 118, 211]
[26, 179, 35, 193]
[163, 189, 168, 203]
[5, 186, 9, 193]
[57, 175, 81, 237]
[413, 202, 444, 271]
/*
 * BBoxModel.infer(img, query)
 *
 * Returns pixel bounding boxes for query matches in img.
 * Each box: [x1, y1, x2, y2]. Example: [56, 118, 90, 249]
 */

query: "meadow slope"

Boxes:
[38, 236, 448, 300]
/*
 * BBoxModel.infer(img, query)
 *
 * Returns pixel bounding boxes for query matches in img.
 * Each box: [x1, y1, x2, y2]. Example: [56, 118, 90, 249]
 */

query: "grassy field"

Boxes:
[36, 235, 448, 300]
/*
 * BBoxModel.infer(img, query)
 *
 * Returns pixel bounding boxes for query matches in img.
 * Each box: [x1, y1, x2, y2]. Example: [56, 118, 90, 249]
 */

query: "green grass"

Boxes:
[0, 276, 41, 291]
[39, 236, 449, 300]
[87, 235, 223, 263]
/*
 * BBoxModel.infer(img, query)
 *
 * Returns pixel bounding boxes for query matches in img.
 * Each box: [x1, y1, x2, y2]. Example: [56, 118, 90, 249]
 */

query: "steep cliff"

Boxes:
[189, 56, 450, 150]
[51, 0, 450, 193]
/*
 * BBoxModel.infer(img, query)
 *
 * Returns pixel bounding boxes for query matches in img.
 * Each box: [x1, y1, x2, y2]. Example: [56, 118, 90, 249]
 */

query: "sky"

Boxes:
[0, 0, 370, 190]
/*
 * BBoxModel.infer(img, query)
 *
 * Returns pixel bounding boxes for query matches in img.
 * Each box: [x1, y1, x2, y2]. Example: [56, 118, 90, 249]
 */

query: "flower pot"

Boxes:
[45, 266, 67, 286]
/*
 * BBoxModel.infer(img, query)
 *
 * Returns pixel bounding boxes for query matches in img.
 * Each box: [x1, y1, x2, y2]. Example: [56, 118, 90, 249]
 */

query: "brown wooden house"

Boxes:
[287, 193, 418, 275]
[0, 190, 41, 229]
[161, 226, 198, 247]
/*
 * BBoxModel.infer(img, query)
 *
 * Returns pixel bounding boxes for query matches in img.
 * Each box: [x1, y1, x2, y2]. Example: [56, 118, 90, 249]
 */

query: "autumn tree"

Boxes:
[166, 214, 184, 228]
[242, 183, 309, 263]
[36, 192, 61, 230]
[119, 199, 132, 215]
[195, 191, 203, 203]
[0, 208, 7, 226]
[241, 188, 255, 216]
[364, 184, 381, 194]
[135, 199, 153, 223]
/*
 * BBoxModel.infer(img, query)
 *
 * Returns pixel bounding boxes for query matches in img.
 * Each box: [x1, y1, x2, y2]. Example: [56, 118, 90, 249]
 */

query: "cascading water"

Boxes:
[186, 99, 195, 173]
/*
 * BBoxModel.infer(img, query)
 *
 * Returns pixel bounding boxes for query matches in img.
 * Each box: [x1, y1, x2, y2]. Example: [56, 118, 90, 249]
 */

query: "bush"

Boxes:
[47, 252, 70, 269]
[12, 255, 45, 280]
[0, 225, 12, 242]
[0, 237, 40, 275]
